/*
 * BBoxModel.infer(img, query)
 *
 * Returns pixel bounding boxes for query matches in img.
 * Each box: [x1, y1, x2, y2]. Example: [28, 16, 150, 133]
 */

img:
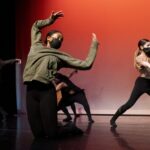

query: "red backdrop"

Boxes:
[16, 0, 150, 114]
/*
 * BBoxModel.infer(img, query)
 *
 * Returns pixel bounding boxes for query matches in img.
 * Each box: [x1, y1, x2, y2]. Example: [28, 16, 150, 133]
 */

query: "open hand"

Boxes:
[92, 33, 99, 44]
[15, 59, 21, 64]
[50, 11, 64, 21]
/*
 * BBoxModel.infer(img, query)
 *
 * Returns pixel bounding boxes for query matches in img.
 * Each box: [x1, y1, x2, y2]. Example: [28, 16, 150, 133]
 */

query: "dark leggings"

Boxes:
[112, 77, 150, 121]
[26, 81, 57, 138]
[58, 90, 93, 120]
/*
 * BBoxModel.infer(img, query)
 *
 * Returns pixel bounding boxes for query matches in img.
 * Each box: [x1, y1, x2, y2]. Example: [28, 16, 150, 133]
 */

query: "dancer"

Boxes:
[0, 58, 21, 121]
[23, 11, 99, 138]
[54, 69, 80, 122]
[55, 72, 94, 123]
[110, 39, 150, 128]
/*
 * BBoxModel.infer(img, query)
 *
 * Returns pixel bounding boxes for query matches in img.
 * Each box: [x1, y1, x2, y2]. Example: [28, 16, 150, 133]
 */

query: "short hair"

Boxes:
[44, 30, 62, 44]
[138, 39, 150, 49]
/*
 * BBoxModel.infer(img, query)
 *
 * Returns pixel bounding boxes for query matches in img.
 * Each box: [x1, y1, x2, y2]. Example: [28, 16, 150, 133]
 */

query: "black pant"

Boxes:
[112, 77, 150, 121]
[58, 90, 93, 121]
[26, 81, 57, 138]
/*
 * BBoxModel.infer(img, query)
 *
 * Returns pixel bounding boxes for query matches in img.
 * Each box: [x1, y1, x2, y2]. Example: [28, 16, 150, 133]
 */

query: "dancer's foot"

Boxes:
[110, 118, 117, 128]
[89, 119, 94, 123]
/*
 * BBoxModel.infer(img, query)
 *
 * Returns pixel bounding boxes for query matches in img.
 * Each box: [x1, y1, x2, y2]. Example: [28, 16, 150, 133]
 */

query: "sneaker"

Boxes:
[89, 119, 94, 123]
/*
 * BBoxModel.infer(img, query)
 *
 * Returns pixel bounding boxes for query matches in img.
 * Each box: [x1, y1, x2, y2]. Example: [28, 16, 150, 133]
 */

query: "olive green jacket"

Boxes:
[23, 17, 99, 84]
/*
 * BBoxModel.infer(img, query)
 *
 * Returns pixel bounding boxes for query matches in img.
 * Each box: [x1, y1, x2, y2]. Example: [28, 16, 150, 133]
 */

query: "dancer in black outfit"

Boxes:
[110, 39, 150, 128]
[0, 58, 21, 121]
[54, 70, 80, 122]
[55, 72, 94, 123]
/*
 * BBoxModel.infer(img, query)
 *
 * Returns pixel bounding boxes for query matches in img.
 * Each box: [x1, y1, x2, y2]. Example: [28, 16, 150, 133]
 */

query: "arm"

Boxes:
[31, 11, 64, 45]
[134, 50, 143, 71]
[55, 82, 68, 91]
[62, 33, 99, 70]
[137, 60, 150, 68]
[3, 59, 21, 66]
[135, 51, 150, 69]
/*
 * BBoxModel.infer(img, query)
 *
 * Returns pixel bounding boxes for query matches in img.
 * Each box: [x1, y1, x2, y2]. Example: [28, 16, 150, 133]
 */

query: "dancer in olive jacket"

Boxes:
[23, 11, 99, 138]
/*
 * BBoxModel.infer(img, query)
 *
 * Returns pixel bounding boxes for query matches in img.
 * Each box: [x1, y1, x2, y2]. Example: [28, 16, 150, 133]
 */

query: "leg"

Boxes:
[73, 91, 94, 123]
[26, 83, 57, 138]
[40, 87, 57, 138]
[26, 87, 45, 137]
[61, 107, 72, 122]
[57, 98, 72, 122]
[110, 78, 144, 128]
[70, 103, 80, 118]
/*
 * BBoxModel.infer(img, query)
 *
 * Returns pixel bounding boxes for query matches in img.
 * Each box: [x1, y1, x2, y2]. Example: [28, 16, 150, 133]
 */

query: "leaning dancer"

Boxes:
[110, 39, 150, 128]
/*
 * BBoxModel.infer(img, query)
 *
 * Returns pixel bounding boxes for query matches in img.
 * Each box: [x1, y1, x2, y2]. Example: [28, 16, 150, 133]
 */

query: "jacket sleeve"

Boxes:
[61, 39, 99, 70]
[31, 17, 54, 45]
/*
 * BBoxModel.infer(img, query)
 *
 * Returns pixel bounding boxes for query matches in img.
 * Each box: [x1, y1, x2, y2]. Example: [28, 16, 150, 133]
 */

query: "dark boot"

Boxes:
[110, 107, 123, 128]
[88, 118, 94, 123]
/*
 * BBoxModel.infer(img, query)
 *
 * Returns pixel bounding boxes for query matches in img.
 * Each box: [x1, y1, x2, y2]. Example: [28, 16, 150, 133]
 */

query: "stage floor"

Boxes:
[0, 114, 150, 150]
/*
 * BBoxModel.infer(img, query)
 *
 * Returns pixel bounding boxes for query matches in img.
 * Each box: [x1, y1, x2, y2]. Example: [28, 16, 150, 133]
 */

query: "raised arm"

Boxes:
[31, 11, 64, 45]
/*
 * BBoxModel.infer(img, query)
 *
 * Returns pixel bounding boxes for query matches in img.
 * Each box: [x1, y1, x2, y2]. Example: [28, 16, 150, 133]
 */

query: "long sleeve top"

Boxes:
[23, 17, 99, 84]
[134, 50, 150, 79]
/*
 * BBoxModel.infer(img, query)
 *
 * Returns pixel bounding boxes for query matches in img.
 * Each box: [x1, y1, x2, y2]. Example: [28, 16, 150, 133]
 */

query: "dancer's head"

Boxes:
[45, 30, 63, 49]
[138, 39, 150, 57]
[138, 39, 150, 50]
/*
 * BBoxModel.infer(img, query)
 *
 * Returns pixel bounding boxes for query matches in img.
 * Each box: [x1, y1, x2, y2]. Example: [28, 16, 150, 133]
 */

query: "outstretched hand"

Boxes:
[15, 59, 21, 64]
[50, 11, 64, 21]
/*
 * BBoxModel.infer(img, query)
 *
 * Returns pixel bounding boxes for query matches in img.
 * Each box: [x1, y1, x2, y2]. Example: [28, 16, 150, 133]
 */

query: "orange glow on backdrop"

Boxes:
[16, 0, 150, 114]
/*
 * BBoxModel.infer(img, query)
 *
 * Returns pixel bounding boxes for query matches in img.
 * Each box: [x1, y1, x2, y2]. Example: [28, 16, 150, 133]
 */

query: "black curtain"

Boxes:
[0, 1, 17, 115]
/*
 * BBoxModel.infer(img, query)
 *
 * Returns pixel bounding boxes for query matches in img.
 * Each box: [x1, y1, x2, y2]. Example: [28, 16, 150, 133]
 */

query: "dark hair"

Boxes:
[138, 39, 149, 49]
[44, 30, 62, 44]
[143, 48, 150, 57]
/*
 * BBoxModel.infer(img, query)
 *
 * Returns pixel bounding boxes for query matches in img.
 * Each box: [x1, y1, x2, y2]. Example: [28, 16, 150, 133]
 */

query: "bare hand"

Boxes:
[92, 33, 99, 44]
[15, 59, 21, 64]
[59, 82, 67, 88]
[50, 11, 64, 21]
[56, 82, 67, 91]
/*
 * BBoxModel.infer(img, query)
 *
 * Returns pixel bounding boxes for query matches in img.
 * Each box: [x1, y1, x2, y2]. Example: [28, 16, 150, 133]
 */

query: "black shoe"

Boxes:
[89, 119, 94, 123]
[110, 118, 117, 128]
[63, 117, 72, 122]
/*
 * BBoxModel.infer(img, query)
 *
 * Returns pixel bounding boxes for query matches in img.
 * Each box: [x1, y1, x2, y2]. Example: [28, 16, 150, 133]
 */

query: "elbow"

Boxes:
[81, 63, 93, 70]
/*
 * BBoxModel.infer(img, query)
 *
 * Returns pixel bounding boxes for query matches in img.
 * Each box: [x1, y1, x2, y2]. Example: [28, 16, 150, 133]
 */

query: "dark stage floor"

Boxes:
[0, 114, 150, 150]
